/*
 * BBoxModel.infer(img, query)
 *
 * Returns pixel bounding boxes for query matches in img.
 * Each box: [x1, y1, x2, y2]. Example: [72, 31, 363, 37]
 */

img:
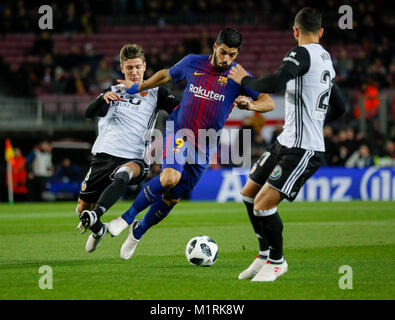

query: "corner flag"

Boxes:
[5, 138, 14, 204]
[5, 138, 14, 164]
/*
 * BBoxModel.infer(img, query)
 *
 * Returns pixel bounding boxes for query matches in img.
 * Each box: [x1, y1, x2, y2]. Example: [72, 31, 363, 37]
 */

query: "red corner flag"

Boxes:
[5, 138, 14, 164]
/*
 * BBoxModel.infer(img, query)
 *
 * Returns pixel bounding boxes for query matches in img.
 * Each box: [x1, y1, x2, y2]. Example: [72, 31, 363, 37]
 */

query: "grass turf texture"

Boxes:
[0, 201, 394, 300]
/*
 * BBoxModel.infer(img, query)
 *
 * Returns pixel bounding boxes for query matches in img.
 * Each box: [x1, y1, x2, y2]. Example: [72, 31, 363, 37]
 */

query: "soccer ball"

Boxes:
[185, 235, 218, 266]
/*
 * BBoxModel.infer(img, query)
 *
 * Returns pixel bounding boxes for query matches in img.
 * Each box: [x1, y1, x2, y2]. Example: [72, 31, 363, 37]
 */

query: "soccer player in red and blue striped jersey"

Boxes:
[107, 28, 275, 260]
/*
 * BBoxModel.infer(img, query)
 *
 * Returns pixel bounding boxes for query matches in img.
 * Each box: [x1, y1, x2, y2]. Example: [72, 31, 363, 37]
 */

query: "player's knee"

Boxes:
[76, 199, 84, 214]
[160, 170, 181, 188]
[254, 184, 281, 211]
[76, 199, 91, 214]
[240, 187, 248, 197]
[253, 196, 272, 211]
[240, 187, 255, 199]
[115, 165, 134, 184]
[241, 180, 261, 199]
[240, 190, 255, 205]
[76, 204, 83, 215]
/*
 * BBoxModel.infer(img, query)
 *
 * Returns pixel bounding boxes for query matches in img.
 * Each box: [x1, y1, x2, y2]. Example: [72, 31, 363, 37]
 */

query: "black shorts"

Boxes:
[78, 153, 149, 203]
[249, 141, 323, 201]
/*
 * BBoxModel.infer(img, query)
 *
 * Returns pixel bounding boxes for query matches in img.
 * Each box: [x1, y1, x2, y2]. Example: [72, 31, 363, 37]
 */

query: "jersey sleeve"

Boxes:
[84, 88, 111, 118]
[240, 46, 310, 93]
[157, 87, 180, 114]
[279, 46, 310, 77]
[169, 54, 192, 83]
[240, 84, 261, 100]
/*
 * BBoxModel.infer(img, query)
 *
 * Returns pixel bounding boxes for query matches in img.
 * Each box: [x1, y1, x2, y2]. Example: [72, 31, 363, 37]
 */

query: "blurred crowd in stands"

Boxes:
[0, 0, 394, 96]
[0, 0, 96, 34]
[323, 124, 395, 167]
[0, 29, 213, 97]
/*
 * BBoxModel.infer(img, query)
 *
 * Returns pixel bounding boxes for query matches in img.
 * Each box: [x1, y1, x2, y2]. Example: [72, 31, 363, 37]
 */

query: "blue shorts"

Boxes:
[161, 119, 216, 198]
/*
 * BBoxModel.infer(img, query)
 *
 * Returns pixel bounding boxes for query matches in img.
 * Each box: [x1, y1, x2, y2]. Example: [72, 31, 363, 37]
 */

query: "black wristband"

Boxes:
[241, 76, 253, 86]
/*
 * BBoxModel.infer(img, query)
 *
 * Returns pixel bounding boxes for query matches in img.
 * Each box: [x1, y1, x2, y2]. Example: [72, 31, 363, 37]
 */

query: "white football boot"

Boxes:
[85, 223, 108, 253]
[120, 220, 140, 260]
[238, 256, 267, 280]
[107, 216, 129, 237]
[251, 260, 288, 282]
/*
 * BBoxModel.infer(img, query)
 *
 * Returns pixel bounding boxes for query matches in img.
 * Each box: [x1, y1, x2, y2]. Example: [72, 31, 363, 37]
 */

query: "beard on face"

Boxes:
[213, 51, 230, 72]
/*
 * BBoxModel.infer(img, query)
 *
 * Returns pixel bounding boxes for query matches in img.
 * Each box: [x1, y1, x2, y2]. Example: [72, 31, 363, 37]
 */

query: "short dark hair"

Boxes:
[294, 7, 322, 33]
[120, 43, 145, 64]
[215, 27, 242, 49]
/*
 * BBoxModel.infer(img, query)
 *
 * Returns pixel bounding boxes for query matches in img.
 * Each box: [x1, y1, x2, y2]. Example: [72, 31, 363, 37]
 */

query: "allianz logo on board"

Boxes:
[215, 168, 395, 202]
[288, 168, 394, 201]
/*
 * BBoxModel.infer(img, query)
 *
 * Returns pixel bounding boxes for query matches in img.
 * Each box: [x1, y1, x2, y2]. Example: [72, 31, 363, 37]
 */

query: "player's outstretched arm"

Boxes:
[242, 69, 293, 93]
[249, 93, 275, 113]
[230, 47, 310, 93]
[229, 64, 293, 93]
[234, 94, 274, 113]
[118, 69, 173, 94]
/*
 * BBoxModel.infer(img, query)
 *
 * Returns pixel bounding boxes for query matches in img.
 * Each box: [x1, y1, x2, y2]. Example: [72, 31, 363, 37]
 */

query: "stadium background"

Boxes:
[0, 0, 394, 303]
[0, 0, 394, 202]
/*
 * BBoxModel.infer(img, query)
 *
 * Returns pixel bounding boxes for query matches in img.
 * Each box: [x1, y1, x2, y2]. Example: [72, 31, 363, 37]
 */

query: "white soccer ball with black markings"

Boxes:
[185, 235, 218, 266]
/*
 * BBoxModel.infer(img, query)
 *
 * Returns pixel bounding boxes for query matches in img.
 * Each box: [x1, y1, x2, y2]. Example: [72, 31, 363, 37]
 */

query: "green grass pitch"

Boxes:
[0, 201, 394, 300]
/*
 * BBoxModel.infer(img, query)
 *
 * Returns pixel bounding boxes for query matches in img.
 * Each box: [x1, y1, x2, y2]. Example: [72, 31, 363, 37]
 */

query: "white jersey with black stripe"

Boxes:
[277, 43, 336, 152]
[92, 84, 159, 162]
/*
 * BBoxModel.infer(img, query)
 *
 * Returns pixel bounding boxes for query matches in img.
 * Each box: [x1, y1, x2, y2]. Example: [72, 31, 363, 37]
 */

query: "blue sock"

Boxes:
[122, 176, 164, 224]
[133, 198, 174, 239]
[121, 206, 139, 224]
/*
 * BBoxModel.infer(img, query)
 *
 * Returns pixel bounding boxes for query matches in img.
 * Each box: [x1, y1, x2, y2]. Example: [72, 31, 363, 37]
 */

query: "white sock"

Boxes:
[259, 250, 270, 258]
[268, 256, 284, 264]
[108, 217, 128, 236]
